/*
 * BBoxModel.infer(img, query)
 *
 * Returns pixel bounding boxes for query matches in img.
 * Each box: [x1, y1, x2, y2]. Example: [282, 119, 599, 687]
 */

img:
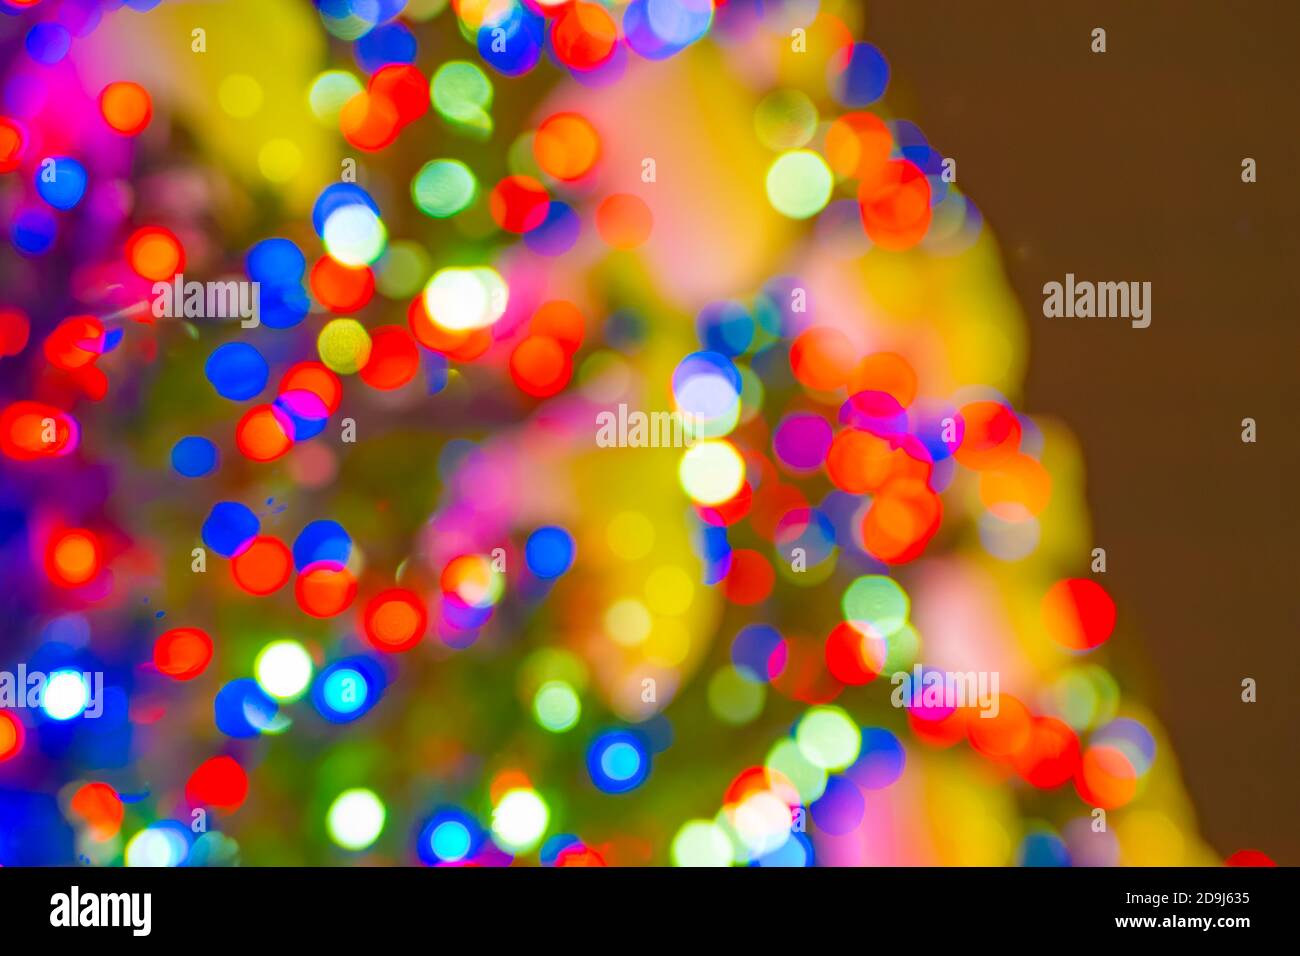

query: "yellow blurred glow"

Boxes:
[218, 73, 263, 118]
[644, 617, 690, 667]
[607, 511, 655, 561]
[645, 565, 694, 615]
[604, 598, 652, 646]
[1118, 810, 1186, 866]
[258, 138, 302, 183]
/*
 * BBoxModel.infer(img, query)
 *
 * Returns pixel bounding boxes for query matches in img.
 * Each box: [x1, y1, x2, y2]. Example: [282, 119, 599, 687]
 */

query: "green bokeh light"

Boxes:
[411, 159, 477, 218]
[765, 149, 833, 219]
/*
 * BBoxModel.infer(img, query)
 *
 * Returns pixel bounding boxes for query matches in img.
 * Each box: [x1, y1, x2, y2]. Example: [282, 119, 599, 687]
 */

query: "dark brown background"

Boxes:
[870, 1, 1299, 863]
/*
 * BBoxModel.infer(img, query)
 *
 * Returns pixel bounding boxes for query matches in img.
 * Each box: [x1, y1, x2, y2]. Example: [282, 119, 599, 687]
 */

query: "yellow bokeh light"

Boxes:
[218, 73, 264, 118]
[606, 511, 655, 560]
[258, 139, 303, 183]
[317, 318, 372, 374]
